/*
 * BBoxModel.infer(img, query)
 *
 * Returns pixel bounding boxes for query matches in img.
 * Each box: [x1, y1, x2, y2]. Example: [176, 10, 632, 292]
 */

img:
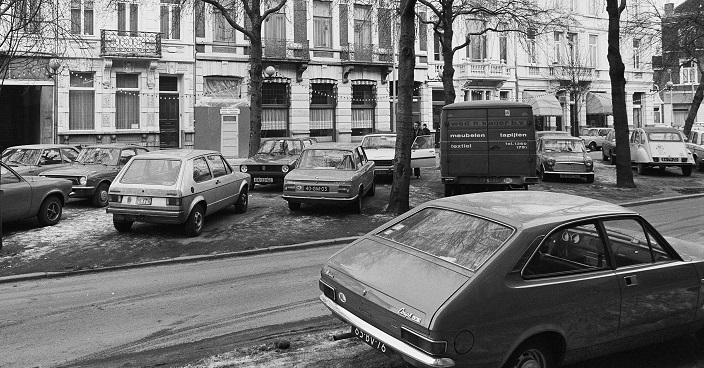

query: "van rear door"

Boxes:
[487, 106, 534, 177]
[444, 106, 489, 177]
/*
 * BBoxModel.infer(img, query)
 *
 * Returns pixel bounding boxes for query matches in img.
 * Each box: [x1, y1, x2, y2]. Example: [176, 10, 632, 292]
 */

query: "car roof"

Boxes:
[4, 144, 78, 150]
[302, 143, 361, 151]
[262, 137, 309, 142]
[131, 149, 220, 160]
[363, 132, 396, 137]
[83, 144, 147, 149]
[639, 127, 682, 133]
[427, 191, 634, 228]
[538, 135, 583, 141]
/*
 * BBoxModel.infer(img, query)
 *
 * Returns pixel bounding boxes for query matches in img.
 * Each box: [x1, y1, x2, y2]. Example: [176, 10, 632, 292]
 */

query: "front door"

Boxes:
[159, 76, 179, 148]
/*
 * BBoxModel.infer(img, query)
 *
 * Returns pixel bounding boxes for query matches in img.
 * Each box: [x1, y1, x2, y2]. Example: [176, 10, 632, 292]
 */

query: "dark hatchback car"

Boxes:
[1, 144, 80, 176]
[319, 191, 704, 368]
[40, 144, 149, 207]
[238, 138, 312, 186]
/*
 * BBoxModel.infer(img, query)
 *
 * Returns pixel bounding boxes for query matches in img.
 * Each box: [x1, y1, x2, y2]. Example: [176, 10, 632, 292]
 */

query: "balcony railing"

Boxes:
[263, 39, 310, 61]
[101, 29, 161, 58]
[341, 43, 393, 65]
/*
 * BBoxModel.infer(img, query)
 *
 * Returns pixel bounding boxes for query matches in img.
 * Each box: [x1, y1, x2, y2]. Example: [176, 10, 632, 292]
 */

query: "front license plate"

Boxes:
[136, 197, 152, 205]
[303, 185, 329, 192]
[254, 177, 274, 183]
[353, 326, 391, 354]
[560, 174, 582, 179]
[660, 157, 679, 162]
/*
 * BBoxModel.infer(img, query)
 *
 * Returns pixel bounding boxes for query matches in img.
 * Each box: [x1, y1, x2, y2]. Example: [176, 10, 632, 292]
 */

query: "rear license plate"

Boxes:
[560, 174, 582, 179]
[254, 177, 274, 183]
[136, 197, 152, 205]
[353, 326, 391, 354]
[480, 177, 505, 184]
[660, 157, 679, 162]
[303, 185, 329, 192]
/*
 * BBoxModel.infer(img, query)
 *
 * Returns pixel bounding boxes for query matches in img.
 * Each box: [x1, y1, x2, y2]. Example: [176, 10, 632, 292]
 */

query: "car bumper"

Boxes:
[374, 167, 394, 175]
[107, 206, 186, 224]
[320, 294, 455, 368]
[282, 194, 358, 205]
[70, 186, 96, 198]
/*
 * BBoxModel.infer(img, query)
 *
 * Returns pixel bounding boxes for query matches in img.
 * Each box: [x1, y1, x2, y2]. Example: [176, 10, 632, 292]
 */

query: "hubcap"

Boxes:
[47, 202, 60, 221]
[514, 349, 546, 368]
[241, 192, 248, 206]
[194, 211, 203, 231]
[100, 190, 108, 203]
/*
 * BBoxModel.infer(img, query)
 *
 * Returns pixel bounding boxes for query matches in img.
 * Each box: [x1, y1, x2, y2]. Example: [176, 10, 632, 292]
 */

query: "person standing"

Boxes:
[422, 123, 431, 136]
[411, 122, 422, 178]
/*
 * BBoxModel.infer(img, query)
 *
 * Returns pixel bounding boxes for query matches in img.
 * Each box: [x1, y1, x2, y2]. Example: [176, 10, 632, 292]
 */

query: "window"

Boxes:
[213, 9, 236, 42]
[264, 11, 286, 41]
[351, 83, 375, 137]
[262, 82, 289, 137]
[681, 61, 698, 84]
[194, 1, 205, 38]
[354, 5, 372, 46]
[204, 76, 241, 99]
[17, 0, 41, 33]
[69, 72, 95, 130]
[313, 0, 332, 48]
[116, 74, 140, 130]
[71, 0, 93, 35]
[0, 165, 21, 185]
[524, 222, 609, 277]
[553, 31, 563, 64]
[466, 20, 486, 62]
[160, 0, 181, 40]
[603, 218, 672, 267]
[61, 148, 79, 162]
[310, 82, 336, 139]
[588, 0, 600, 15]
[588, 35, 598, 67]
[192, 157, 213, 183]
[39, 149, 62, 165]
[207, 155, 229, 177]
[632, 38, 641, 69]
[118, 149, 137, 166]
[567, 32, 578, 62]
[527, 28, 537, 64]
[499, 30, 507, 63]
[571, 0, 578, 11]
[434, 34, 444, 61]
[117, 1, 138, 36]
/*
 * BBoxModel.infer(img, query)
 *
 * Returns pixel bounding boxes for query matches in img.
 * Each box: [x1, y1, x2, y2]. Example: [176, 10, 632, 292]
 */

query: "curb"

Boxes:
[3, 193, 704, 284]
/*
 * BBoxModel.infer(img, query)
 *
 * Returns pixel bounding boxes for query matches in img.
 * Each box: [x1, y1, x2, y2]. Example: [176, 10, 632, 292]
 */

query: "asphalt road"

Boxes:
[2, 197, 704, 368]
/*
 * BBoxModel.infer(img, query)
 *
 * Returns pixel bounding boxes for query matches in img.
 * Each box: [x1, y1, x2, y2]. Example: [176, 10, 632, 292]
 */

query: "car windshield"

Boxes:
[362, 135, 396, 149]
[376, 207, 514, 271]
[1, 148, 40, 165]
[648, 132, 682, 142]
[257, 140, 297, 156]
[542, 139, 586, 153]
[298, 149, 355, 170]
[120, 159, 182, 186]
[77, 147, 120, 165]
[413, 135, 435, 149]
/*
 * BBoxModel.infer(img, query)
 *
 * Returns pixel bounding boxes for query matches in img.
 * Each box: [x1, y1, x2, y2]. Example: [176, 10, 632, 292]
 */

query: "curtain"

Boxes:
[262, 108, 287, 130]
[311, 109, 333, 129]
[116, 92, 140, 129]
[351, 109, 373, 128]
[69, 90, 95, 130]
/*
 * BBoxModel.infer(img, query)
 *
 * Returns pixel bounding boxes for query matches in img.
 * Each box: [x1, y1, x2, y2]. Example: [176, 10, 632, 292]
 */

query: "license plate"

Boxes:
[480, 177, 505, 184]
[560, 174, 582, 179]
[303, 185, 329, 192]
[660, 157, 680, 162]
[254, 177, 274, 183]
[353, 326, 391, 354]
[136, 197, 152, 205]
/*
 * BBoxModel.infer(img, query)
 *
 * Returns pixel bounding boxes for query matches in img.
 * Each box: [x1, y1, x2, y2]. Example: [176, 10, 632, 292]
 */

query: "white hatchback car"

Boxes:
[630, 127, 695, 176]
[361, 133, 436, 178]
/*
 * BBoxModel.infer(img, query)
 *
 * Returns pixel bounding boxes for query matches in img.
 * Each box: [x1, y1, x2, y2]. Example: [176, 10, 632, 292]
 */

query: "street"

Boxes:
[2, 196, 704, 368]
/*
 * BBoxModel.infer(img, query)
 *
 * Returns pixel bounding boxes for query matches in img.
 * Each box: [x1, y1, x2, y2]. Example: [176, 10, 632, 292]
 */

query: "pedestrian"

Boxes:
[422, 123, 431, 136]
[413, 122, 423, 138]
[411, 122, 423, 179]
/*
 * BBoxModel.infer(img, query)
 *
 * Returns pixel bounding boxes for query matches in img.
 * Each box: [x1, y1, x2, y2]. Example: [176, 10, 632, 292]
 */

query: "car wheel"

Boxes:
[351, 189, 363, 214]
[234, 186, 249, 213]
[588, 142, 597, 151]
[540, 166, 550, 182]
[609, 151, 616, 165]
[637, 163, 647, 175]
[682, 165, 693, 177]
[288, 201, 301, 211]
[698, 160, 704, 172]
[586, 175, 594, 183]
[444, 184, 454, 197]
[368, 178, 376, 197]
[113, 217, 133, 232]
[602, 149, 608, 161]
[184, 204, 205, 237]
[92, 182, 110, 207]
[37, 196, 62, 226]
[503, 339, 556, 368]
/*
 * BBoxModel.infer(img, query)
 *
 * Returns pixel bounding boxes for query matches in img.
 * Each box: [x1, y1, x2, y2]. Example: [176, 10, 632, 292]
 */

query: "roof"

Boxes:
[132, 149, 219, 160]
[443, 100, 532, 110]
[426, 191, 634, 228]
[302, 143, 361, 151]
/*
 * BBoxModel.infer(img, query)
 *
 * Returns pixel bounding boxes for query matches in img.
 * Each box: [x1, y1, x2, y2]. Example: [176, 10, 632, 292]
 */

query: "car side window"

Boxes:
[61, 148, 78, 163]
[287, 141, 303, 155]
[40, 149, 63, 165]
[207, 155, 228, 178]
[1, 165, 21, 184]
[193, 157, 213, 183]
[357, 147, 368, 164]
[523, 222, 609, 277]
[119, 149, 137, 166]
[602, 218, 672, 267]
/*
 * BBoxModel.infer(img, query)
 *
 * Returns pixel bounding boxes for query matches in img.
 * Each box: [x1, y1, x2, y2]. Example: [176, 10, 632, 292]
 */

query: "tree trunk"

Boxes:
[441, 10, 455, 105]
[606, 0, 636, 188]
[248, 22, 264, 158]
[683, 62, 704, 137]
[386, 0, 416, 215]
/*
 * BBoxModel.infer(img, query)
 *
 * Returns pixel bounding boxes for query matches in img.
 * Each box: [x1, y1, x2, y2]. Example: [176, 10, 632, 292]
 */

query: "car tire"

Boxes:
[586, 175, 594, 183]
[602, 149, 608, 161]
[588, 142, 597, 151]
[184, 204, 205, 237]
[698, 160, 704, 172]
[288, 201, 301, 211]
[37, 195, 62, 226]
[540, 166, 551, 182]
[609, 151, 616, 165]
[351, 189, 363, 214]
[682, 165, 693, 177]
[637, 163, 647, 175]
[113, 218, 133, 232]
[92, 182, 110, 207]
[234, 186, 249, 213]
[444, 184, 454, 197]
[368, 178, 376, 197]
[503, 339, 556, 368]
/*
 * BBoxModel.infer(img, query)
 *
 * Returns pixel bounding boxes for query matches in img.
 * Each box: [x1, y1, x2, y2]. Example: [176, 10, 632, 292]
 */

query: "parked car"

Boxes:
[282, 143, 375, 213]
[686, 128, 704, 171]
[318, 191, 704, 368]
[238, 137, 311, 187]
[629, 127, 695, 176]
[536, 136, 594, 183]
[1, 162, 72, 229]
[107, 150, 251, 236]
[1, 144, 80, 176]
[360, 133, 436, 178]
[601, 129, 617, 164]
[40, 144, 149, 207]
[579, 127, 613, 151]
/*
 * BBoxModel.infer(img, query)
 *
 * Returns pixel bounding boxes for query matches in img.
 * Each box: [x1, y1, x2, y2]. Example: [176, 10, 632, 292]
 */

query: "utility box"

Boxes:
[440, 101, 538, 195]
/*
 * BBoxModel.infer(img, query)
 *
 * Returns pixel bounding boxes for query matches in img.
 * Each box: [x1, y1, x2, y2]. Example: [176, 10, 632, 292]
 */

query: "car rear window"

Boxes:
[648, 132, 682, 142]
[376, 208, 514, 271]
[298, 149, 356, 170]
[120, 159, 182, 186]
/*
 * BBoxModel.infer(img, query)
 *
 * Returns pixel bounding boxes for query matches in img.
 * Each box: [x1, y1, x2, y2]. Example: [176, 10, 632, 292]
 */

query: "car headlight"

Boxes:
[281, 165, 290, 173]
[585, 160, 594, 167]
[240, 165, 248, 173]
[546, 158, 556, 167]
[79, 176, 87, 185]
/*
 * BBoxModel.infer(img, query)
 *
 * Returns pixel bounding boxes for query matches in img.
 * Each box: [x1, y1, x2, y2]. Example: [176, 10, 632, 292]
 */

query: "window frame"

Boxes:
[71, 0, 94, 35]
[160, 0, 181, 40]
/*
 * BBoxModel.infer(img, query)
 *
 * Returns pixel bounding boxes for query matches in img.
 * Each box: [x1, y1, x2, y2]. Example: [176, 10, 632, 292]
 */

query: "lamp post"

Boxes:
[49, 58, 61, 144]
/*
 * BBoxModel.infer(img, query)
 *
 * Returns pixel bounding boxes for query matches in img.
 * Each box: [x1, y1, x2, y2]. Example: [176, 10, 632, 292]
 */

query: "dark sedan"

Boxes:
[238, 138, 310, 186]
[1, 144, 80, 176]
[319, 191, 704, 368]
[40, 144, 149, 207]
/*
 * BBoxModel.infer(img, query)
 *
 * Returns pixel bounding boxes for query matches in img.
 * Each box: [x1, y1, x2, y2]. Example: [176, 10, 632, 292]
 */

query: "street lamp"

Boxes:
[49, 58, 61, 144]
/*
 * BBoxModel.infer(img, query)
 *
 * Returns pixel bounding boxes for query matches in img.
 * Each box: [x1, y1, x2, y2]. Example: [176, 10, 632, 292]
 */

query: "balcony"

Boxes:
[458, 60, 510, 79]
[341, 43, 393, 66]
[263, 39, 310, 62]
[101, 30, 161, 59]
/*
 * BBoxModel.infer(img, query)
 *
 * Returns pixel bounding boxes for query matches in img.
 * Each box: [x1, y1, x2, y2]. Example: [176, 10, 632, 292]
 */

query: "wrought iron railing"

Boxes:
[101, 29, 162, 58]
[263, 39, 310, 61]
[341, 43, 393, 65]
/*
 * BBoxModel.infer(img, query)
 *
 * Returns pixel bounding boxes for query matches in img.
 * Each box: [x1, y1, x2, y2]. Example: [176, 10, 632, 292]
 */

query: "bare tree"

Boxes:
[198, 0, 286, 157]
[606, 0, 636, 188]
[549, 40, 596, 137]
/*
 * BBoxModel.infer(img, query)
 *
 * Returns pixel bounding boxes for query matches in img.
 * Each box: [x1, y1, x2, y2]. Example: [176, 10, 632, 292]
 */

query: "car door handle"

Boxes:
[215, 180, 220, 184]
[624, 275, 638, 286]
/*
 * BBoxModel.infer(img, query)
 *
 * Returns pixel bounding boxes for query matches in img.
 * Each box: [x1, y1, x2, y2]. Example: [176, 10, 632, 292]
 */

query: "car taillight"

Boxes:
[284, 184, 296, 191]
[401, 327, 447, 356]
[319, 280, 335, 301]
[338, 185, 351, 193]
[108, 195, 122, 203]
[166, 198, 181, 206]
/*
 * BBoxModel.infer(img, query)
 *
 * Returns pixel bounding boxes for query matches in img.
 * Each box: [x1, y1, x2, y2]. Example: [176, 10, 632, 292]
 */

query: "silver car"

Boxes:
[107, 149, 251, 236]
